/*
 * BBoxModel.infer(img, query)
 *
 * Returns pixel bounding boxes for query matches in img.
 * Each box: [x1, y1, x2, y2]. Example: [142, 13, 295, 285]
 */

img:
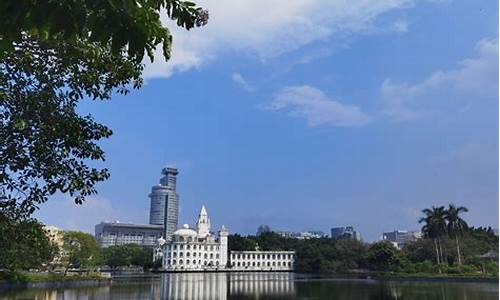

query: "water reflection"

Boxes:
[0, 273, 498, 300]
[230, 272, 295, 298]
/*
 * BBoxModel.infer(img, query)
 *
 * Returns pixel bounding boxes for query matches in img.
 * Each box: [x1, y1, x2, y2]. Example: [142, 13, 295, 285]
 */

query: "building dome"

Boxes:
[173, 224, 198, 238]
[157, 236, 166, 246]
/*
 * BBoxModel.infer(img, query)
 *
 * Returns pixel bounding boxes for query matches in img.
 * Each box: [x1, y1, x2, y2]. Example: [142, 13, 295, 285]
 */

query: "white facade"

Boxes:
[157, 205, 296, 272]
[229, 251, 295, 271]
[382, 230, 422, 249]
[160, 206, 228, 271]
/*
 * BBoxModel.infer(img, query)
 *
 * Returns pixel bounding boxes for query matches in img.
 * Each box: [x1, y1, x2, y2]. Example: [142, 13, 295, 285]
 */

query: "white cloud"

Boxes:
[393, 20, 408, 33]
[36, 196, 124, 234]
[265, 85, 371, 127]
[143, 0, 426, 78]
[231, 72, 254, 91]
[382, 38, 499, 121]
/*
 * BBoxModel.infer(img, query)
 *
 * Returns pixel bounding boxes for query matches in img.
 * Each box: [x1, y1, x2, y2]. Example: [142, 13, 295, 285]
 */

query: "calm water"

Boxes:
[0, 273, 498, 300]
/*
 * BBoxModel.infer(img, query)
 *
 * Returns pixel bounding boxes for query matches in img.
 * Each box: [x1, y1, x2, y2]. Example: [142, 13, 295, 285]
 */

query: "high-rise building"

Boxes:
[149, 167, 179, 241]
[331, 226, 361, 241]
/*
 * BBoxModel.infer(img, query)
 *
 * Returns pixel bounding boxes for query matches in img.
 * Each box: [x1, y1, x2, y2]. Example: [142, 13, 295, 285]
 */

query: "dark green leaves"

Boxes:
[0, 0, 208, 62]
[0, 36, 141, 217]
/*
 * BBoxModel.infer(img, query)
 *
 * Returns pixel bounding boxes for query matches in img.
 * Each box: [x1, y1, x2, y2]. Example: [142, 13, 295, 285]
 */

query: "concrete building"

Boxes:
[331, 226, 361, 241]
[149, 167, 179, 241]
[382, 230, 422, 249]
[274, 230, 325, 239]
[156, 205, 295, 272]
[95, 222, 163, 248]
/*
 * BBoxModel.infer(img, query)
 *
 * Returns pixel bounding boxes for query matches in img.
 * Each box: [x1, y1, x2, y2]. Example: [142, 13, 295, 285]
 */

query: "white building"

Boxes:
[157, 205, 295, 272]
[229, 250, 295, 271]
[382, 230, 422, 249]
[159, 205, 228, 271]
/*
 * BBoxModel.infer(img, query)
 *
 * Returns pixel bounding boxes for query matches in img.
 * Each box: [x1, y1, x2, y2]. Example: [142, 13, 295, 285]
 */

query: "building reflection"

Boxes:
[229, 272, 295, 297]
[159, 273, 228, 300]
[157, 272, 295, 300]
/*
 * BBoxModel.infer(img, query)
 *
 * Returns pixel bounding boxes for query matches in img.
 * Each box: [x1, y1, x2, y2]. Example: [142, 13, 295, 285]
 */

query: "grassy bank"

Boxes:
[0, 272, 107, 284]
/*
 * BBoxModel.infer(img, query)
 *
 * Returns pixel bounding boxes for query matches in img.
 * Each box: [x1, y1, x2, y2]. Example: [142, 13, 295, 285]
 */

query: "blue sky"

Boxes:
[37, 0, 498, 241]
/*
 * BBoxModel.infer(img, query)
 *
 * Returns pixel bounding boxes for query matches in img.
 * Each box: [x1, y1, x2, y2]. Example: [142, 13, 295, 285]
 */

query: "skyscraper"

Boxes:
[149, 167, 179, 241]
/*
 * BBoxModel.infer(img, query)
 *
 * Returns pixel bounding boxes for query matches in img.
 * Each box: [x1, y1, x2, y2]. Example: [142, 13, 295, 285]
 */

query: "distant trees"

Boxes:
[101, 244, 153, 271]
[227, 204, 497, 276]
[366, 241, 401, 271]
[0, 215, 56, 272]
[419, 206, 448, 266]
[445, 204, 468, 265]
[61, 231, 102, 274]
[418, 204, 470, 266]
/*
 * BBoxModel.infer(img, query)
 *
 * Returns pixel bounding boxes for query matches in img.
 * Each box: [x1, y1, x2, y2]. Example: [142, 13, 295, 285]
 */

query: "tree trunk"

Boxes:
[438, 238, 444, 264]
[455, 235, 462, 265]
[434, 239, 441, 265]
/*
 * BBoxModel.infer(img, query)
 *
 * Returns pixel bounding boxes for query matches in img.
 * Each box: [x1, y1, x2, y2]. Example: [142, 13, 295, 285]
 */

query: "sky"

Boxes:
[37, 0, 498, 242]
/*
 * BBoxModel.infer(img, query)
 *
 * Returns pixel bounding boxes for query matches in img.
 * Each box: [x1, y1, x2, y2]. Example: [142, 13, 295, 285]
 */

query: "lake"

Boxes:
[1, 272, 498, 299]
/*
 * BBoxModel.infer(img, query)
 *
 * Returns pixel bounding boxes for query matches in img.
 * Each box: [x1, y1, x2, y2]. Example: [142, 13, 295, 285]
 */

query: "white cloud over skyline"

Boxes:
[382, 38, 499, 121]
[266, 85, 372, 127]
[143, 0, 424, 79]
[36, 196, 138, 233]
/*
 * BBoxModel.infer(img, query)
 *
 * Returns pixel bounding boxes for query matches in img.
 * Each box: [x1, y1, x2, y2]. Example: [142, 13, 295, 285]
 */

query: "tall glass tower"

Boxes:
[149, 167, 179, 241]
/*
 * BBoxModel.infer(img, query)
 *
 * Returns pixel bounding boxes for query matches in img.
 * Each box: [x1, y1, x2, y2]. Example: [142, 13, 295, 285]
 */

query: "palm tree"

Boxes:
[445, 204, 468, 265]
[419, 206, 447, 267]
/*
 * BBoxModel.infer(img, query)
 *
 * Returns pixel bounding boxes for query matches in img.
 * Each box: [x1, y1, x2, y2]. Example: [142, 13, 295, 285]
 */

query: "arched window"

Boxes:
[179, 259, 183, 264]
[186, 259, 190, 265]
[204, 253, 208, 259]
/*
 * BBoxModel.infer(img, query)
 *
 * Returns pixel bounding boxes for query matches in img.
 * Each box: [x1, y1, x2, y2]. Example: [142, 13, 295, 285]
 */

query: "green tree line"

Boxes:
[0, 219, 157, 277]
[229, 205, 498, 276]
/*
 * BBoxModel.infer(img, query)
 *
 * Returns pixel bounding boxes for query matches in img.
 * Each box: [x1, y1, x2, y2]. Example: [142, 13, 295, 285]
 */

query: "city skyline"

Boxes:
[36, 0, 498, 242]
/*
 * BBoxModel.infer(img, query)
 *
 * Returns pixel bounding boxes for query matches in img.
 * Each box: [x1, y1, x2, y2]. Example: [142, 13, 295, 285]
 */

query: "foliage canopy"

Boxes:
[0, 1, 207, 218]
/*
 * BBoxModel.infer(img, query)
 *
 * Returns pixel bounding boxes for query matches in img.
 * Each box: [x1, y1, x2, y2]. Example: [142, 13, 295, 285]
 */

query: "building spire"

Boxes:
[200, 205, 207, 216]
[196, 204, 211, 238]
